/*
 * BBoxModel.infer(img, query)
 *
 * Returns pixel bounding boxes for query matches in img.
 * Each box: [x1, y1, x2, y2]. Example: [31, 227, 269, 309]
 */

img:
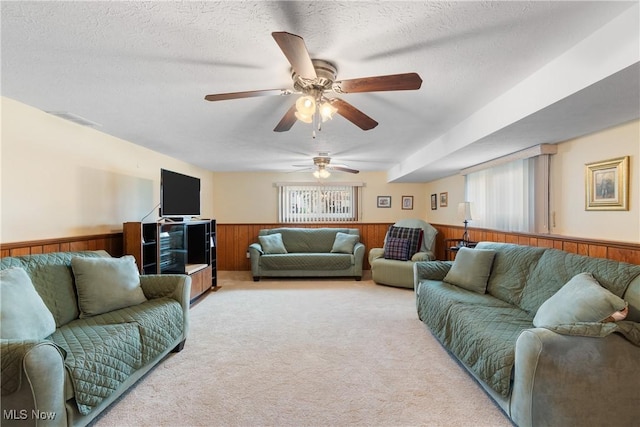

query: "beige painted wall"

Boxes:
[550, 120, 639, 242]
[425, 120, 640, 243]
[211, 171, 428, 223]
[2, 97, 638, 244]
[1, 97, 215, 242]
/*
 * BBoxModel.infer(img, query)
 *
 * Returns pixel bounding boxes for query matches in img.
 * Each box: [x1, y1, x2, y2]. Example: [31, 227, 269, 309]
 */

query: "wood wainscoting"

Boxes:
[2, 224, 638, 268]
[1, 233, 123, 258]
[432, 223, 640, 265]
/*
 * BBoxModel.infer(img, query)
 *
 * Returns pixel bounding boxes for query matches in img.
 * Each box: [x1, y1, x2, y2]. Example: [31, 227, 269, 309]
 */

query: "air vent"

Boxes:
[46, 111, 102, 128]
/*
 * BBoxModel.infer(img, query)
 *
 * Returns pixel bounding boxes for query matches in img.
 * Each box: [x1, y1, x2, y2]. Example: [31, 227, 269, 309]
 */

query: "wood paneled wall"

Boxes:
[2, 224, 638, 268]
[432, 223, 640, 265]
[1, 234, 123, 258]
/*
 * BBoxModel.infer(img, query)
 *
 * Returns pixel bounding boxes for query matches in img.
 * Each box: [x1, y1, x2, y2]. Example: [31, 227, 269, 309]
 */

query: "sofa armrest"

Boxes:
[511, 327, 640, 427]
[248, 244, 264, 277]
[140, 274, 191, 303]
[353, 243, 365, 276]
[368, 247, 384, 265]
[411, 251, 435, 262]
[1, 340, 67, 427]
[140, 274, 191, 338]
[413, 260, 452, 281]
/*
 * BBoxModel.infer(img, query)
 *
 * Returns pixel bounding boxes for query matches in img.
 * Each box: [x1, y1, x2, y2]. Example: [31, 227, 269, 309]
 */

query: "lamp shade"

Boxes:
[295, 95, 316, 116]
[458, 202, 473, 221]
[319, 101, 337, 122]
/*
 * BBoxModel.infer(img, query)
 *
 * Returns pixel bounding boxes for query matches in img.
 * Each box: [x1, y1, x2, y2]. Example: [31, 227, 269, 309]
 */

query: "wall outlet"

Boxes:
[246, 251, 250, 259]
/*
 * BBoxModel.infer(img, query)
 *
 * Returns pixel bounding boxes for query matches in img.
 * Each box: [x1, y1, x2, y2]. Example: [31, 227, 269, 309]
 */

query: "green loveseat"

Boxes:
[249, 228, 364, 281]
[414, 242, 640, 427]
[0, 251, 191, 427]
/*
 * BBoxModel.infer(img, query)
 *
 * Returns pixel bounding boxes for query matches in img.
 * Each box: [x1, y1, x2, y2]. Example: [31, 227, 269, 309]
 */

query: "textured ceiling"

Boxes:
[2, 1, 639, 182]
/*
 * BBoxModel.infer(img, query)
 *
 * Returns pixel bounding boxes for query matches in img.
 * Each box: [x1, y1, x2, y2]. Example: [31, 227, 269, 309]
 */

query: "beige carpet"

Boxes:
[92, 273, 511, 427]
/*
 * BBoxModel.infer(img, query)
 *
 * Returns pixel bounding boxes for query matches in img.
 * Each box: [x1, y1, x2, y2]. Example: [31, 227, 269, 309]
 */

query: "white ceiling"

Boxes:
[2, 1, 639, 182]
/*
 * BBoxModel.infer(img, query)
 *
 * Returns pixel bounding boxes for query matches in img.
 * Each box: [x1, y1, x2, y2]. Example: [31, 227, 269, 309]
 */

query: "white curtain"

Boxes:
[465, 158, 535, 232]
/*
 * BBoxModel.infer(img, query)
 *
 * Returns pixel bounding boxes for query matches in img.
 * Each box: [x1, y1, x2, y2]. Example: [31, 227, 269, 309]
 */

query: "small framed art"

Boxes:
[430, 194, 437, 210]
[439, 192, 448, 207]
[377, 196, 391, 208]
[585, 156, 629, 211]
[402, 196, 414, 210]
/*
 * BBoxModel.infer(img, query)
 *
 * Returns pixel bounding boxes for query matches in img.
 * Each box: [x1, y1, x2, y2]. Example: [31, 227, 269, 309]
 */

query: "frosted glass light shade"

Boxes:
[295, 96, 316, 116]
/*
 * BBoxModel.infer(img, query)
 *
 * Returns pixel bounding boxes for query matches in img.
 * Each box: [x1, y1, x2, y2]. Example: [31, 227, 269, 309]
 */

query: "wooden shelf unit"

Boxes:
[124, 220, 217, 302]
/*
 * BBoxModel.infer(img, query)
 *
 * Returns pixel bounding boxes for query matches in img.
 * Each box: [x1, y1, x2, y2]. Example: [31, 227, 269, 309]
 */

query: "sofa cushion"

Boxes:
[260, 228, 358, 253]
[260, 253, 353, 271]
[383, 237, 410, 261]
[443, 248, 496, 294]
[50, 322, 142, 415]
[0, 267, 56, 340]
[330, 232, 360, 254]
[387, 226, 422, 258]
[533, 272, 627, 327]
[519, 248, 640, 315]
[475, 242, 546, 306]
[1, 251, 111, 327]
[71, 255, 147, 318]
[258, 233, 288, 254]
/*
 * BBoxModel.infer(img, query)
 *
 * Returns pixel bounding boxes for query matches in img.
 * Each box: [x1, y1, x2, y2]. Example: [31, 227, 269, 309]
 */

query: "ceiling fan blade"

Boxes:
[205, 89, 289, 102]
[335, 72, 422, 93]
[330, 166, 360, 174]
[274, 103, 298, 132]
[272, 32, 317, 80]
[331, 98, 378, 131]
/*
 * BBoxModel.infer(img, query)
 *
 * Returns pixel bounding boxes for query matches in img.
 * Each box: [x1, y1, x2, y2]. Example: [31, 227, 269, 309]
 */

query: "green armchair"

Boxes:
[369, 219, 437, 288]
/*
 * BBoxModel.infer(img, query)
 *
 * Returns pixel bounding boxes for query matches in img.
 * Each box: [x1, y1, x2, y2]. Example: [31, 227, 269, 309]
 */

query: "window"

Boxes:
[277, 183, 361, 223]
[463, 149, 551, 233]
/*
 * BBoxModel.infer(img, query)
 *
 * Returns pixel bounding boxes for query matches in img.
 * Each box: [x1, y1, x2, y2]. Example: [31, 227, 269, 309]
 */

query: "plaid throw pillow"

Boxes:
[387, 226, 423, 258]
[384, 237, 410, 261]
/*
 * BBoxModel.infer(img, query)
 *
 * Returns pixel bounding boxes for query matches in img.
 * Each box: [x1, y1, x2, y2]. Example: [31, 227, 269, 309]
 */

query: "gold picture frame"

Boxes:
[439, 192, 448, 207]
[585, 156, 629, 211]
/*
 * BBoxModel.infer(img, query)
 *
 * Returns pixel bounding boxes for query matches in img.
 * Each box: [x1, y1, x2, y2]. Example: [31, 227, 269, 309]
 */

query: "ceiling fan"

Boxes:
[293, 153, 359, 178]
[204, 32, 422, 133]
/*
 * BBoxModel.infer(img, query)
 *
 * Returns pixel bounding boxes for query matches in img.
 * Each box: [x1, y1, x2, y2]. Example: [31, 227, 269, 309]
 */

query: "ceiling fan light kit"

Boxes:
[204, 31, 422, 136]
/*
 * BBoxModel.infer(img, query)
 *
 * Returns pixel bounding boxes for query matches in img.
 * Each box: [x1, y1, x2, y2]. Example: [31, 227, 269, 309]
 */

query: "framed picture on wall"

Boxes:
[439, 192, 448, 207]
[377, 196, 391, 208]
[402, 196, 413, 210]
[585, 156, 629, 211]
[430, 194, 437, 210]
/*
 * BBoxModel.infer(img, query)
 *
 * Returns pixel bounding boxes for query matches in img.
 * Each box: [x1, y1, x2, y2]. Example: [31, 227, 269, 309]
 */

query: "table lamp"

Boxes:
[458, 202, 473, 246]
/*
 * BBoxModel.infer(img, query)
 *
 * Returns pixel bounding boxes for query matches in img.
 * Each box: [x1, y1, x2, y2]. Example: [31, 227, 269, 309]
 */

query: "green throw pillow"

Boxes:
[533, 272, 626, 327]
[1, 267, 56, 340]
[71, 255, 147, 318]
[330, 232, 359, 254]
[443, 247, 496, 294]
[258, 233, 288, 254]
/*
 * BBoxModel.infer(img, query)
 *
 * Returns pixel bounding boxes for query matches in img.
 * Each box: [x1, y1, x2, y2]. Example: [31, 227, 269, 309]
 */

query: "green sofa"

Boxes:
[414, 242, 640, 427]
[0, 251, 191, 427]
[249, 228, 364, 281]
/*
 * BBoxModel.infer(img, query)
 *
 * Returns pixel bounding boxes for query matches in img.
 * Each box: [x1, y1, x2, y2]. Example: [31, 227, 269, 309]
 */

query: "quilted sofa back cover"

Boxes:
[475, 242, 640, 317]
[258, 228, 359, 253]
[0, 250, 109, 327]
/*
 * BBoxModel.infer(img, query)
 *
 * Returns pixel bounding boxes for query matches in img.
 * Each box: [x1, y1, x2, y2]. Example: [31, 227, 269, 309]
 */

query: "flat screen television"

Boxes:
[160, 169, 201, 218]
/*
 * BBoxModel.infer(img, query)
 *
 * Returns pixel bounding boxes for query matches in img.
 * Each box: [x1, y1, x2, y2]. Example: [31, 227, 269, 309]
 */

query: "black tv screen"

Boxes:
[160, 169, 201, 217]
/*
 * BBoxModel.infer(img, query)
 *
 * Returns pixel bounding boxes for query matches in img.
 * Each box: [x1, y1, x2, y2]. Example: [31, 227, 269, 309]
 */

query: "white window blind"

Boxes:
[277, 183, 361, 223]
